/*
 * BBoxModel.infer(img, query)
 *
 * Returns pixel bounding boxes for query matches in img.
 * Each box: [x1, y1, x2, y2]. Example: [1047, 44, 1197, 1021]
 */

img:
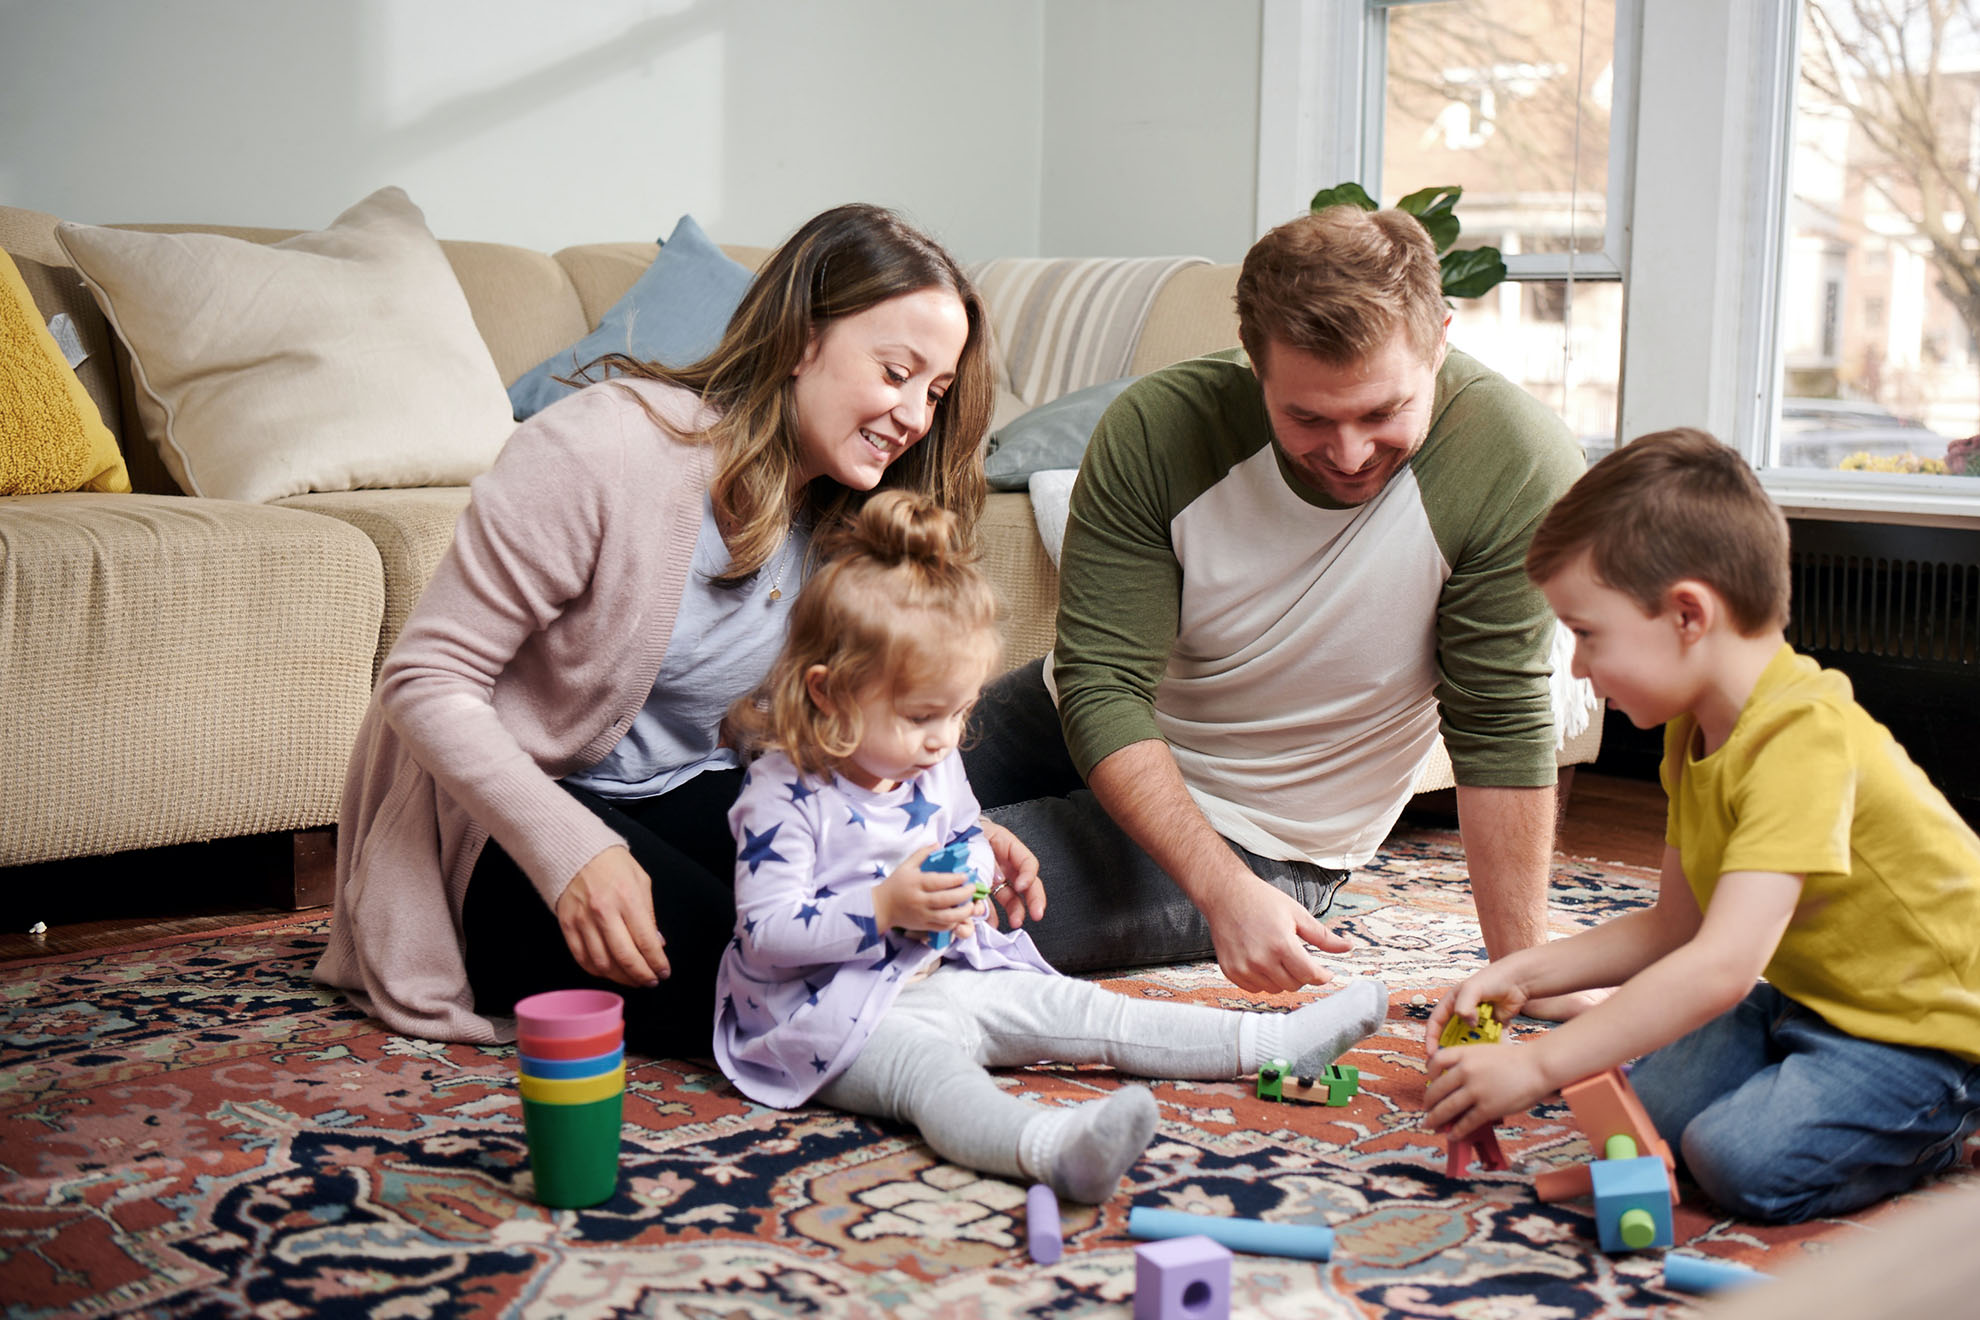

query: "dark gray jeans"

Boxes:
[963, 659, 1349, 974]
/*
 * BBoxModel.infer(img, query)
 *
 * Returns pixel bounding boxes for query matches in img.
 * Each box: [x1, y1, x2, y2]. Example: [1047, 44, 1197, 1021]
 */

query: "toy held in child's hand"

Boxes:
[916, 839, 981, 950]
[1437, 1000, 1511, 1175]
[1437, 1000, 1502, 1049]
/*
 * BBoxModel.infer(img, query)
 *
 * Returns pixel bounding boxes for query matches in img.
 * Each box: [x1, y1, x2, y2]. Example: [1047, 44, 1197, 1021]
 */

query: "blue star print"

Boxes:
[739, 823, 786, 874]
[898, 784, 942, 830]
[846, 806, 867, 829]
[847, 912, 882, 952]
[794, 901, 823, 928]
[946, 823, 982, 845]
[812, 1055, 829, 1074]
[786, 777, 817, 804]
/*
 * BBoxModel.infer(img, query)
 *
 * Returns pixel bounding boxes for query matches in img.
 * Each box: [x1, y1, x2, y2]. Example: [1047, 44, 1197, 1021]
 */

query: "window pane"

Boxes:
[1451, 279, 1621, 461]
[1381, 0, 1614, 256]
[1783, 2, 1980, 481]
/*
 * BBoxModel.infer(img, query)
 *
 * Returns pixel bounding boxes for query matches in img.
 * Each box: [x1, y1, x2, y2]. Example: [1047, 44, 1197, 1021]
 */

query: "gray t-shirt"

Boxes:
[565, 497, 806, 798]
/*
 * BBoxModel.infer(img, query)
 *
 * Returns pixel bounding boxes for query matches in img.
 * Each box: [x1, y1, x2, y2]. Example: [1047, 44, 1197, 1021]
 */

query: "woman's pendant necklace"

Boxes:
[767, 542, 790, 601]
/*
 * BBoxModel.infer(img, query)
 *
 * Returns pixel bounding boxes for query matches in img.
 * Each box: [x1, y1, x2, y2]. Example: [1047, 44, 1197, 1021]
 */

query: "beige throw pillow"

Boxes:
[54, 187, 515, 503]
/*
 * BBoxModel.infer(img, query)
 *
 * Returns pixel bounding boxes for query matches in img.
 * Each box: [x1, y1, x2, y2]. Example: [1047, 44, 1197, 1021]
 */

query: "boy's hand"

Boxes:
[872, 845, 978, 935]
[1425, 975, 1528, 1072]
[1423, 1039, 1553, 1140]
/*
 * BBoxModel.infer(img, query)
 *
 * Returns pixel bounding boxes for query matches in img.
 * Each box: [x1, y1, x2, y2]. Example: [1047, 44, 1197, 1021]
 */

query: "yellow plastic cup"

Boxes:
[518, 1063, 625, 1106]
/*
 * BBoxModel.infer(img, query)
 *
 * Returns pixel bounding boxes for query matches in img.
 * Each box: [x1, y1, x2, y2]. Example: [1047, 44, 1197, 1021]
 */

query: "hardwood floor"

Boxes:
[0, 772, 1669, 966]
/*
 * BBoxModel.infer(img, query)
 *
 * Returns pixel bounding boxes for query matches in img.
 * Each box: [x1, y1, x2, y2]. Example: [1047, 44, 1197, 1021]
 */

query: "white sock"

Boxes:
[1240, 977, 1388, 1076]
[1016, 1087, 1159, 1203]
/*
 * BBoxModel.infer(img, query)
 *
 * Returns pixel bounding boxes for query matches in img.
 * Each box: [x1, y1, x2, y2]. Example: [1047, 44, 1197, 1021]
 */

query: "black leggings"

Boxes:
[460, 770, 743, 1059]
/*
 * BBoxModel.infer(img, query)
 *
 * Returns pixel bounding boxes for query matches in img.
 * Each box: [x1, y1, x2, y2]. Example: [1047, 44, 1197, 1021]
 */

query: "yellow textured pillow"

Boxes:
[0, 249, 130, 495]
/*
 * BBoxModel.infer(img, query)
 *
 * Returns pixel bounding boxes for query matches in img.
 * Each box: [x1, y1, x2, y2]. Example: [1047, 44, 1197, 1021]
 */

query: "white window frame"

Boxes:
[1258, 0, 1634, 276]
[1260, 0, 1980, 525]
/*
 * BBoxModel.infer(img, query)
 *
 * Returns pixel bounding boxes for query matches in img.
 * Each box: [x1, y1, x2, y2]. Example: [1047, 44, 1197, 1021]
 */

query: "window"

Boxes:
[1778, 1, 1980, 485]
[1259, 0, 1631, 455]
[1263, 0, 1980, 518]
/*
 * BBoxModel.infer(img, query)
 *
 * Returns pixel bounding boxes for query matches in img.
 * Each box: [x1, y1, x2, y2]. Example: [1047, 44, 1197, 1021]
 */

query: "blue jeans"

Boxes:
[963, 659, 1349, 974]
[1629, 982, 1980, 1223]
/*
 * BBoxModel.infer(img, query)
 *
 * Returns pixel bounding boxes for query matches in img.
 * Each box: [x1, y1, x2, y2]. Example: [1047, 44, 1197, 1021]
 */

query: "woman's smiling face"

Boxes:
[790, 287, 969, 490]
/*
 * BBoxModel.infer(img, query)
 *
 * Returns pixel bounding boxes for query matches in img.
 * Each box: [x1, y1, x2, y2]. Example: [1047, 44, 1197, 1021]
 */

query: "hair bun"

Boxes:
[826, 488, 965, 569]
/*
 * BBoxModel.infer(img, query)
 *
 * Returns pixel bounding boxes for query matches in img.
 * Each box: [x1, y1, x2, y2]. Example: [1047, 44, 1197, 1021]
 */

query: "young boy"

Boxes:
[1424, 427, 1980, 1224]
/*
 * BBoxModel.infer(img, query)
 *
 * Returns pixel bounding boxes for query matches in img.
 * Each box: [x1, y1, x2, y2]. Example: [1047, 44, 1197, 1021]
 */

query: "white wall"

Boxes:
[1040, 0, 1263, 261]
[0, 0, 1044, 261]
[0, 0, 1267, 263]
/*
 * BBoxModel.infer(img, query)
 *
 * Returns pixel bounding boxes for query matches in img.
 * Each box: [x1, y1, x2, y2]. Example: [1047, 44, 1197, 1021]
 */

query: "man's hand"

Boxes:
[1203, 878, 1352, 993]
[980, 819, 1046, 928]
[1423, 1038, 1554, 1140]
[556, 845, 669, 987]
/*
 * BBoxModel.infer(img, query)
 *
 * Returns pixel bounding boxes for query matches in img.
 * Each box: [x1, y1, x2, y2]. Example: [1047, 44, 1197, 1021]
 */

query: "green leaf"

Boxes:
[1309, 182, 1378, 213]
[1416, 212, 1461, 254]
[1441, 247, 1508, 299]
[1395, 185, 1462, 221]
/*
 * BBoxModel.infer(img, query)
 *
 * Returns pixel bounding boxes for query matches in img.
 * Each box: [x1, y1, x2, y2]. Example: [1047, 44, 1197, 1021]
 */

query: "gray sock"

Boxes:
[1018, 1086, 1159, 1203]
[1246, 977, 1388, 1076]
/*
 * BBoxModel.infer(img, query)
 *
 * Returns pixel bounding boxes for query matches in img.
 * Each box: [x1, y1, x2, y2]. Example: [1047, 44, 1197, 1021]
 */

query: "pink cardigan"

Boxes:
[314, 378, 718, 1043]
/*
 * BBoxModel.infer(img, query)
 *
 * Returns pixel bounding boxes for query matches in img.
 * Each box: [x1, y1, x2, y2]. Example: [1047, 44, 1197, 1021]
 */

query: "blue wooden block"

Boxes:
[1589, 1153, 1674, 1253]
[1134, 1234, 1232, 1320]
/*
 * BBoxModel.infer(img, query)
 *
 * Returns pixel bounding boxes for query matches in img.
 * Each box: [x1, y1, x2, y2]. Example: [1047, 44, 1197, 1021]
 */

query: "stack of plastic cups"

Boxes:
[514, 989, 625, 1208]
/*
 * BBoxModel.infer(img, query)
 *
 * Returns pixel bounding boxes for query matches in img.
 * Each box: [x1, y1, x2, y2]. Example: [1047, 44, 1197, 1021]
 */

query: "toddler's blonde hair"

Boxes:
[726, 489, 1002, 778]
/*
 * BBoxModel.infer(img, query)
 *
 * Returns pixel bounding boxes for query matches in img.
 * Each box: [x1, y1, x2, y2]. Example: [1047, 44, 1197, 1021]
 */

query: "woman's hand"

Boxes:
[872, 844, 978, 937]
[555, 845, 670, 987]
[980, 820, 1046, 928]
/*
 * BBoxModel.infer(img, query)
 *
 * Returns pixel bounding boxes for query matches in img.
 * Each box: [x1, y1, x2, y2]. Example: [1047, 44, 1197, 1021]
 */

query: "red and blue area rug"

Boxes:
[3, 829, 1972, 1317]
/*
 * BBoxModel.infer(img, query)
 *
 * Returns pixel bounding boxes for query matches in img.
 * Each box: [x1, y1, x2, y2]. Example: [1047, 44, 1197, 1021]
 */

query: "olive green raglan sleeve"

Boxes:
[1052, 359, 1257, 778]
[1418, 352, 1587, 787]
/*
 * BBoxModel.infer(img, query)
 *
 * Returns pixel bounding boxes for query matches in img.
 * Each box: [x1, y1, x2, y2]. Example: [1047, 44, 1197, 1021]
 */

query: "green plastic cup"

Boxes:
[521, 1089, 623, 1208]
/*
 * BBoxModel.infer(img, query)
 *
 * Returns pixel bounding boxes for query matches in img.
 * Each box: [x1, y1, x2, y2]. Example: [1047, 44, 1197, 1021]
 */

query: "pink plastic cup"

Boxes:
[517, 1025, 624, 1061]
[514, 989, 623, 1040]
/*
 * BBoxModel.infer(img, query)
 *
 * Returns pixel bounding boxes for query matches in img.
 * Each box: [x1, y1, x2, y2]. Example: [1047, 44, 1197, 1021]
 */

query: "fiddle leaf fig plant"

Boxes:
[1310, 182, 1508, 302]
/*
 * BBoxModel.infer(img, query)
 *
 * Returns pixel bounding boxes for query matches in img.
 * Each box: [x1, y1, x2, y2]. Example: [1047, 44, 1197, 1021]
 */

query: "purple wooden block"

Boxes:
[1134, 1234, 1232, 1320]
[1026, 1183, 1062, 1264]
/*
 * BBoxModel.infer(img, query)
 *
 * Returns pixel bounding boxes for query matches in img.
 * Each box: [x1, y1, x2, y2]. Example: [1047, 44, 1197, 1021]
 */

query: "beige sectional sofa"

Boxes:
[0, 201, 1598, 898]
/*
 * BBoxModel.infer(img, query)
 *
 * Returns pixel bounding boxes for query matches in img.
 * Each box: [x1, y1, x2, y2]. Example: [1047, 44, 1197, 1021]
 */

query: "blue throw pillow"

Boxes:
[982, 376, 1139, 491]
[507, 214, 753, 420]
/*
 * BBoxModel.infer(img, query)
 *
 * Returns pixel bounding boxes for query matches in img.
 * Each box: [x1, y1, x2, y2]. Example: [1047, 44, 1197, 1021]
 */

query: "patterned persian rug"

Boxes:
[3, 827, 1973, 1318]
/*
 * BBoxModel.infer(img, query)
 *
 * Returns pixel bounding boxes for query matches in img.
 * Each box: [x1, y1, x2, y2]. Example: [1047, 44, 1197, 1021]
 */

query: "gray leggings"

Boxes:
[817, 964, 1244, 1180]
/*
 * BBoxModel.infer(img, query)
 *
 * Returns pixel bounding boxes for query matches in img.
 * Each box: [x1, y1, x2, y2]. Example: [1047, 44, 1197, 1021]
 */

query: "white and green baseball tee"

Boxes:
[1046, 348, 1584, 871]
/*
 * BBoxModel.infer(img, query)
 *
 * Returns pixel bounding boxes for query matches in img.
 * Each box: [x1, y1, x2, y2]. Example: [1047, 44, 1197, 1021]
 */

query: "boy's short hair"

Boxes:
[1526, 427, 1790, 633]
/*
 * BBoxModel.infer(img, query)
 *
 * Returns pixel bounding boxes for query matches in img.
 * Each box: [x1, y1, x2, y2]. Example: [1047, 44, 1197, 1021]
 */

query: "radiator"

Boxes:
[1786, 519, 1980, 817]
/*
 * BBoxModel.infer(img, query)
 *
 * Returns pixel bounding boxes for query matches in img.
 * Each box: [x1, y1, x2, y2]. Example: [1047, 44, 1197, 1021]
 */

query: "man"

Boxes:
[966, 205, 1589, 1013]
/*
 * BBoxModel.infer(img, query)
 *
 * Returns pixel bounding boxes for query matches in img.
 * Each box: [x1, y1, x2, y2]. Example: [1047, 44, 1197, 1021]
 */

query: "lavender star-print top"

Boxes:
[713, 748, 1056, 1107]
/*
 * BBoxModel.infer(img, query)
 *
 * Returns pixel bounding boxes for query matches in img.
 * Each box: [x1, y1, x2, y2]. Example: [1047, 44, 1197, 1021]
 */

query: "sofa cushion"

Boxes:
[983, 375, 1136, 490]
[0, 494, 382, 867]
[278, 486, 473, 680]
[509, 215, 753, 420]
[53, 186, 516, 504]
[0, 249, 128, 495]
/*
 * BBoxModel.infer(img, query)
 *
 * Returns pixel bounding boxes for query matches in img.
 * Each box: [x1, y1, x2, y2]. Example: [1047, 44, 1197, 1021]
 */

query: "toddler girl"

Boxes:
[714, 489, 1387, 1202]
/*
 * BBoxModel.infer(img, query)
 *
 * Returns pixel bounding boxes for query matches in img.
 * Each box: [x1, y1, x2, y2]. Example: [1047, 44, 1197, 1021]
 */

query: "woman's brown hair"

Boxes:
[585, 204, 993, 583]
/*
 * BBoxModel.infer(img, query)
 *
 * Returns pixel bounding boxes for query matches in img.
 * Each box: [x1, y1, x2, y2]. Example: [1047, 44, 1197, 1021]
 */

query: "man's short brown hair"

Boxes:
[1526, 427, 1790, 634]
[1236, 206, 1446, 370]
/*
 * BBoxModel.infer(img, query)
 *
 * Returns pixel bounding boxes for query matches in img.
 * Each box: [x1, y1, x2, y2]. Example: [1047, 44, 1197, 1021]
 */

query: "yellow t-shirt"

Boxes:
[1662, 644, 1980, 1062]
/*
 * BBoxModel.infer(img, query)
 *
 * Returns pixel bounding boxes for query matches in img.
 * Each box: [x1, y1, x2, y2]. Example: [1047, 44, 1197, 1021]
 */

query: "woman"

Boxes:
[314, 204, 1031, 1054]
